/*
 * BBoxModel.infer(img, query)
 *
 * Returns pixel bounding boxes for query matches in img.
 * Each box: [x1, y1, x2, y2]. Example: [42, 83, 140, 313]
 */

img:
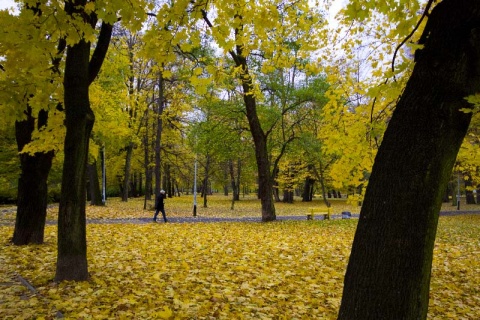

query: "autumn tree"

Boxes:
[338, 1, 480, 319]
[0, 117, 19, 203]
[454, 112, 480, 204]
[56, 0, 147, 281]
[0, 3, 65, 244]
[197, 0, 324, 220]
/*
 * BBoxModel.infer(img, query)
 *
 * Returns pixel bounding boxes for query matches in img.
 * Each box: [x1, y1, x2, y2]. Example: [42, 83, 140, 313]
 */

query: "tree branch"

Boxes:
[391, 0, 435, 75]
[200, 8, 242, 66]
[89, 22, 113, 85]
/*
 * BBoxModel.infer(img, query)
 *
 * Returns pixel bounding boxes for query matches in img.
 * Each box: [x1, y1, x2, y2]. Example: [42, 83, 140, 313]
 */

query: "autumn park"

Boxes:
[1, 0, 480, 319]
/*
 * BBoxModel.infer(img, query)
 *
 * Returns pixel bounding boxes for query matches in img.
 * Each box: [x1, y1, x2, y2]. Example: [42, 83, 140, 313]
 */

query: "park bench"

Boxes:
[306, 206, 332, 220]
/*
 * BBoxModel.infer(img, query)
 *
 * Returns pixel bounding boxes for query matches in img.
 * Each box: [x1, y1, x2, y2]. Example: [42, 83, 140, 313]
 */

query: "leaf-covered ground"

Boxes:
[1, 197, 479, 319]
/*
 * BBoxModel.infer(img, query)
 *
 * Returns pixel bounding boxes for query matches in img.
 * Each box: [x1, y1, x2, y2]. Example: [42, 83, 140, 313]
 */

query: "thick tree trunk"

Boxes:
[282, 189, 293, 203]
[200, 8, 275, 220]
[237, 55, 275, 221]
[338, 2, 480, 319]
[56, 38, 92, 282]
[87, 158, 103, 206]
[13, 109, 54, 245]
[54, 6, 111, 281]
[302, 175, 315, 202]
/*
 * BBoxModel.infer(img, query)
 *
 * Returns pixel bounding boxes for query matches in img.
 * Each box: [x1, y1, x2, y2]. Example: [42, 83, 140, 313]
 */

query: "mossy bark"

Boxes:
[13, 109, 54, 245]
[339, 1, 480, 319]
[55, 37, 92, 281]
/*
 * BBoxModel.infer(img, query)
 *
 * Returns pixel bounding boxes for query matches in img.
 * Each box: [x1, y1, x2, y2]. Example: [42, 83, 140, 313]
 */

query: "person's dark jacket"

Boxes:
[155, 193, 165, 210]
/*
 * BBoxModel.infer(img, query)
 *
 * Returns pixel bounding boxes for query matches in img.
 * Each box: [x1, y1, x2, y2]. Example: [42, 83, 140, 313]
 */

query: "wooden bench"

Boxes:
[307, 207, 332, 220]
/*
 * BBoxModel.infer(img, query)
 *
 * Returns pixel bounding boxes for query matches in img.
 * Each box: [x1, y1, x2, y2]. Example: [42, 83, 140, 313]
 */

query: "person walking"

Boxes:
[153, 190, 167, 223]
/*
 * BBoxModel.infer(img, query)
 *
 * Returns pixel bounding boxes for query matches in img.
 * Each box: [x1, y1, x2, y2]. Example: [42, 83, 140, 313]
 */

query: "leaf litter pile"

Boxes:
[1, 197, 479, 319]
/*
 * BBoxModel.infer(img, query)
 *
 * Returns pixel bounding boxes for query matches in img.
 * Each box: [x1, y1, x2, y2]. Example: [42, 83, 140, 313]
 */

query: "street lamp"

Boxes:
[193, 156, 197, 217]
[457, 171, 461, 210]
[102, 145, 106, 205]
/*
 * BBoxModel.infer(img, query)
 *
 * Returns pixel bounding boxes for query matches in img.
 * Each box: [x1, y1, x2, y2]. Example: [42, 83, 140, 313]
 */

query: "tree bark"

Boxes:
[229, 159, 240, 201]
[87, 158, 103, 206]
[143, 108, 152, 209]
[155, 74, 164, 196]
[302, 175, 315, 202]
[121, 142, 134, 201]
[464, 174, 475, 204]
[282, 189, 294, 203]
[200, 9, 276, 221]
[13, 109, 54, 245]
[203, 154, 210, 208]
[55, 6, 113, 281]
[311, 160, 330, 207]
[240, 73, 276, 217]
[236, 159, 241, 200]
[223, 163, 229, 196]
[338, 2, 480, 319]
[56, 38, 92, 282]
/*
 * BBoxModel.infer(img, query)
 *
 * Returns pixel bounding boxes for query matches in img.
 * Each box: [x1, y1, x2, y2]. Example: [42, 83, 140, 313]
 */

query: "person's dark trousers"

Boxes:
[153, 209, 167, 222]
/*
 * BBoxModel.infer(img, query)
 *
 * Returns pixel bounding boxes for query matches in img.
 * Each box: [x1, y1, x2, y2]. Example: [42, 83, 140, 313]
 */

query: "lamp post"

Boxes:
[457, 171, 461, 210]
[102, 145, 106, 205]
[193, 156, 197, 217]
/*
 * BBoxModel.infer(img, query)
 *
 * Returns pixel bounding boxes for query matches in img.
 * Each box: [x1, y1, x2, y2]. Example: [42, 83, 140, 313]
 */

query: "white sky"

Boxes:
[0, 0, 15, 10]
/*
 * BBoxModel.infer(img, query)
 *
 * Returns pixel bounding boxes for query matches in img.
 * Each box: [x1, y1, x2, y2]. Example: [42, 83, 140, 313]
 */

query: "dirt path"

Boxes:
[2, 211, 480, 227]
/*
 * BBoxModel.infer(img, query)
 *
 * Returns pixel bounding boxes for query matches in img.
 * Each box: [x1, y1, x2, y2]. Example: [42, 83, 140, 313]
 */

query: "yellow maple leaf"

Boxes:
[155, 306, 173, 319]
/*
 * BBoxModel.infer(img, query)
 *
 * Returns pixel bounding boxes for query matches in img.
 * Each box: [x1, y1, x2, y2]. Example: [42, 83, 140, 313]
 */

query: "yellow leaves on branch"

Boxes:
[464, 93, 480, 114]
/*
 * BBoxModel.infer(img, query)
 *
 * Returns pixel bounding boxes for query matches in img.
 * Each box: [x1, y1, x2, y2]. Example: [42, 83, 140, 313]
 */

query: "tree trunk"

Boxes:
[165, 164, 172, 197]
[56, 39, 92, 282]
[229, 159, 240, 202]
[464, 174, 475, 204]
[121, 142, 133, 201]
[87, 158, 103, 206]
[13, 109, 54, 245]
[312, 160, 330, 207]
[143, 108, 152, 208]
[338, 2, 480, 319]
[302, 176, 315, 202]
[155, 74, 164, 196]
[243, 98, 275, 217]
[202, 154, 210, 208]
[200, 9, 275, 220]
[237, 53, 275, 221]
[223, 163, 229, 196]
[236, 159, 241, 201]
[138, 172, 143, 196]
[273, 167, 281, 202]
[282, 189, 293, 203]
